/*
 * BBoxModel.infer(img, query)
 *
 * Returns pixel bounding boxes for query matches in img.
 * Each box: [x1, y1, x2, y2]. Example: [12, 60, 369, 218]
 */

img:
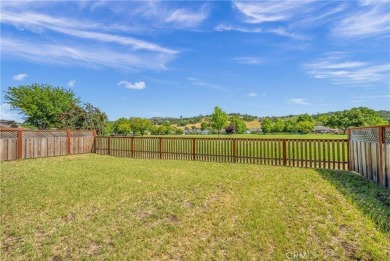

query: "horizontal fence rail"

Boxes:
[95, 136, 348, 170]
[348, 125, 390, 188]
[0, 130, 96, 161]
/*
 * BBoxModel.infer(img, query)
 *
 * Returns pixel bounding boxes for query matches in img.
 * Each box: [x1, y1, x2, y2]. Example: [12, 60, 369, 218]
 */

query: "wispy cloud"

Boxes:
[286, 98, 310, 105]
[68, 80, 76, 88]
[235, 57, 263, 65]
[1, 37, 173, 71]
[215, 24, 262, 33]
[12, 73, 27, 81]
[333, 1, 390, 38]
[304, 53, 390, 85]
[118, 81, 146, 90]
[233, 1, 313, 24]
[267, 27, 310, 40]
[187, 77, 225, 91]
[248, 92, 258, 97]
[165, 6, 209, 28]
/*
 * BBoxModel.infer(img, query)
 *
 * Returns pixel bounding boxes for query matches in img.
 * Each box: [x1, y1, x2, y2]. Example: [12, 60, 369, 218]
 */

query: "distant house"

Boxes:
[0, 120, 17, 128]
[201, 130, 210, 135]
[314, 126, 336, 134]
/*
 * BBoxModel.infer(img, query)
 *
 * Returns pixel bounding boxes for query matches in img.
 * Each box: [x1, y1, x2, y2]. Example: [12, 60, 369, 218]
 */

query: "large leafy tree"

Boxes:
[325, 107, 387, 134]
[5, 84, 79, 129]
[210, 106, 229, 136]
[57, 103, 107, 134]
[130, 118, 152, 136]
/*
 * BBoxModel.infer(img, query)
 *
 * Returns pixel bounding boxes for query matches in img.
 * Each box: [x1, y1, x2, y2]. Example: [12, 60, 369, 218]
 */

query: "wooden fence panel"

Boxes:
[95, 136, 348, 171]
[349, 125, 390, 188]
[0, 130, 95, 161]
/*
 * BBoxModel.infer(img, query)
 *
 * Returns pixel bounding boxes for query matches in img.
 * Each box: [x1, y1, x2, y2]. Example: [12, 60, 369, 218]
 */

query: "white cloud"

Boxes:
[233, 1, 313, 24]
[267, 27, 310, 40]
[118, 81, 146, 90]
[12, 73, 27, 81]
[215, 24, 262, 33]
[248, 93, 258, 97]
[1, 38, 173, 71]
[286, 98, 309, 105]
[165, 7, 209, 28]
[333, 1, 390, 38]
[304, 54, 390, 85]
[235, 57, 263, 65]
[68, 80, 76, 88]
[0, 103, 21, 121]
[187, 77, 225, 91]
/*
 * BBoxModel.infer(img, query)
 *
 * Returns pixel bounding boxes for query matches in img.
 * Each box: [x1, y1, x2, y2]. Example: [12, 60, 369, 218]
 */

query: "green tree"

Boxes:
[230, 116, 247, 133]
[284, 117, 297, 133]
[130, 118, 152, 136]
[273, 118, 285, 133]
[200, 121, 210, 131]
[175, 128, 184, 135]
[57, 103, 107, 134]
[296, 121, 314, 134]
[261, 118, 274, 134]
[5, 84, 79, 129]
[210, 106, 229, 136]
[325, 107, 387, 134]
[112, 117, 131, 135]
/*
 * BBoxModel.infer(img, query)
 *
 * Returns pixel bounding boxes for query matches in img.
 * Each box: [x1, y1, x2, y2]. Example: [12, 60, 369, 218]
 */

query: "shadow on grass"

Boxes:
[316, 169, 390, 234]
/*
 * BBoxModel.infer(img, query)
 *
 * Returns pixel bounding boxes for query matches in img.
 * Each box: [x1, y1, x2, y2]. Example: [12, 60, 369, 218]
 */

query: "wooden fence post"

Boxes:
[378, 126, 385, 186]
[159, 137, 163, 159]
[282, 139, 287, 166]
[131, 137, 135, 158]
[67, 130, 71, 155]
[92, 130, 97, 153]
[192, 138, 196, 160]
[347, 128, 351, 171]
[107, 137, 111, 155]
[17, 130, 23, 160]
[232, 139, 237, 162]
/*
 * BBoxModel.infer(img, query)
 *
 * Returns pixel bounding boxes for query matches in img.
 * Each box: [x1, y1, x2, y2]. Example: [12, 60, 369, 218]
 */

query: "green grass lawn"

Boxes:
[151, 133, 347, 139]
[2, 154, 389, 260]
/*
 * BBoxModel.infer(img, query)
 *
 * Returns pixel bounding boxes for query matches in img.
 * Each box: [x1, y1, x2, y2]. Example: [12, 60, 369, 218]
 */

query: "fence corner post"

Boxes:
[347, 128, 351, 171]
[282, 139, 287, 166]
[17, 130, 23, 160]
[67, 130, 71, 155]
[378, 126, 385, 186]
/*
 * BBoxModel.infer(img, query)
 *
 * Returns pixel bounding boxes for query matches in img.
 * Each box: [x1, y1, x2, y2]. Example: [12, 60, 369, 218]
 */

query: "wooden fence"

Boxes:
[348, 125, 390, 188]
[95, 136, 349, 170]
[0, 130, 96, 161]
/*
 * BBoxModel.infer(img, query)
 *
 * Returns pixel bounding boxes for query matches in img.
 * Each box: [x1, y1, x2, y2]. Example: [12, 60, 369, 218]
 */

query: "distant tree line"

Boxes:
[260, 107, 387, 134]
[6, 84, 387, 136]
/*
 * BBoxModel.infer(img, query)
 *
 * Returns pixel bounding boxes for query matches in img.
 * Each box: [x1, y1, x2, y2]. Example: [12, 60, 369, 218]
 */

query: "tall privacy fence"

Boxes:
[95, 136, 349, 170]
[348, 125, 390, 188]
[0, 130, 96, 161]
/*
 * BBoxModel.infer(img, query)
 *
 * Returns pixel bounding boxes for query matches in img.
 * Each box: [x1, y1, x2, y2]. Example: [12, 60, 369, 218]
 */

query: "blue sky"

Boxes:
[1, 0, 389, 121]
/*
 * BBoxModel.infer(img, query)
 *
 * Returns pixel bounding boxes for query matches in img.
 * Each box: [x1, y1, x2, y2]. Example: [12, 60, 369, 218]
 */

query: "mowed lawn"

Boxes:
[1, 155, 389, 260]
[155, 133, 347, 139]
